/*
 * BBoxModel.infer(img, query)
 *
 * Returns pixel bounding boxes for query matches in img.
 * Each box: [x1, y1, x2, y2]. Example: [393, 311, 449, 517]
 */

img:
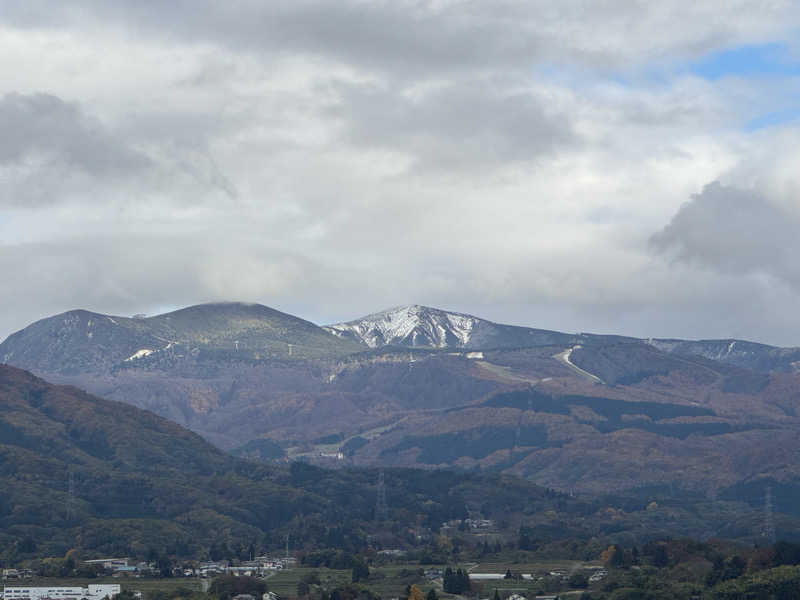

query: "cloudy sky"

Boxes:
[3, 2, 800, 345]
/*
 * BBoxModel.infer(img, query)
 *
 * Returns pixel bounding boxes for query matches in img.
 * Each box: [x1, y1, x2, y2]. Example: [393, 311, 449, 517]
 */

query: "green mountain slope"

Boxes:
[0, 364, 322, 557]
[0, 302, 362, 374]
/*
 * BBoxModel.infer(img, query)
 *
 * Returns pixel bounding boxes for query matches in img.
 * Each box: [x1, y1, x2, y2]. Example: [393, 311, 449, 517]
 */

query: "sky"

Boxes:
[3, 2, 800, 345]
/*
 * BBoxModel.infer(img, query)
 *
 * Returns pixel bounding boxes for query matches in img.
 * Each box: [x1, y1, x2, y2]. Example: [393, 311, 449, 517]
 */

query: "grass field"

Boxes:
[471, 560, 602, 575]
[264, 565, 445, 599]
[469, 560, 604, 599]
[265, 568, 351, 598]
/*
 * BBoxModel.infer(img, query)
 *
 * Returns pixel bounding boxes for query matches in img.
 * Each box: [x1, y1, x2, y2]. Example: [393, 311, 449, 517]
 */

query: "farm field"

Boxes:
[471, 560, 603, 575]
[265, 565, 444, 599]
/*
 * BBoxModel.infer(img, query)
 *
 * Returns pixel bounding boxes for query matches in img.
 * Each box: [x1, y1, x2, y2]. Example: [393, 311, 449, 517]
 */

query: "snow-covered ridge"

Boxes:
[324, 305, 484, 349]
[646, 338, 764, 361]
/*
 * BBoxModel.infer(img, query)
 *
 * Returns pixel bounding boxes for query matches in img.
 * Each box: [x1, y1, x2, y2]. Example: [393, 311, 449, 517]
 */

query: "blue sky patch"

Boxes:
[690, 42, 800, 79]
[745, 108, 800, 131]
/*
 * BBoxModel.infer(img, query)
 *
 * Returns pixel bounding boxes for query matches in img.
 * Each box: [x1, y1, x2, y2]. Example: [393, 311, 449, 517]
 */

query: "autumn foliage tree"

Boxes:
[601, 545, 625, 568]
[407, 585, 425, 600]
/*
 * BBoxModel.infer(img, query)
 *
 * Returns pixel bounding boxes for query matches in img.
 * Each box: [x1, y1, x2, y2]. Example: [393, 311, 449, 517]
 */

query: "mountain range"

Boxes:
[8, 363, 781, 559]
[2, 302, 800, 516]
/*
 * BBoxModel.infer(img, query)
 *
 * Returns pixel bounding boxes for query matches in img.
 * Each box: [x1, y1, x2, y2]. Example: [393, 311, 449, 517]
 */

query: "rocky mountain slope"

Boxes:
[328, 304, 800, 374]
[324, 304, 574, 349]
[3, 302, 800, 510]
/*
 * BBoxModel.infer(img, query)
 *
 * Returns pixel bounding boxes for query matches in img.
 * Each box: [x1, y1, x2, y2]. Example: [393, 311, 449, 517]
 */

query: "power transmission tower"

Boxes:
[375, 469, 388, 520]
[285, 534, 290, 559]
[763, 485, 776, 544]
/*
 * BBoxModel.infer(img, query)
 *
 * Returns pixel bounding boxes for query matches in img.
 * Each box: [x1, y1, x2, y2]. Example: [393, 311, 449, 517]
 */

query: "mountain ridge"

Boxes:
[3, 301, 800, 504]
[323, 304, 576, 350]
[324, 304, 800, 373]
[4, 301, 800, 373]
[0, 302, 363, 374]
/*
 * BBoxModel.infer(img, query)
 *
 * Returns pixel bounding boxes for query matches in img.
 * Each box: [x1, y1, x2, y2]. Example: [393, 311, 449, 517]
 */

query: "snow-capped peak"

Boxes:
[324, 305, 484, 349]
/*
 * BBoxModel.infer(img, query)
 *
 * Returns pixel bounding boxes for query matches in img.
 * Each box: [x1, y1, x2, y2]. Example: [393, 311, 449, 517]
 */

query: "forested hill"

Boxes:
[0, 364, 577, 560]
[0, 363, 231, 474]
[2, 364, 798, 565]
[0, 363, 319, 557]
[0, 302, 362, 374]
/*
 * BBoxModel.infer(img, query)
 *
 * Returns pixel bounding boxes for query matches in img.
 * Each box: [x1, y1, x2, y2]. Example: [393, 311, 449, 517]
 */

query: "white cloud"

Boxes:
[2, 2, 800, 345]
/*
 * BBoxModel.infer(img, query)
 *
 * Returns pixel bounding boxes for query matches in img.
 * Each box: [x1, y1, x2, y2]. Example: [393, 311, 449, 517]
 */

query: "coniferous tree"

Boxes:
[352, 559, 370, 583]
[443, 568, 454, 593]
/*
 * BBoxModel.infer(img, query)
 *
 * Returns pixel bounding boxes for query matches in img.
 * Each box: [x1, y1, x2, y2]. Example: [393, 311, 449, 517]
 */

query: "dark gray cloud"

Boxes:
[0, 92, 149, 176]
[2, 1, 794, 76]
[651, 181, 800, 287]
[0, 92, 240, 207]
[327, 79, 575, 171]
[0, 2, 542, 77]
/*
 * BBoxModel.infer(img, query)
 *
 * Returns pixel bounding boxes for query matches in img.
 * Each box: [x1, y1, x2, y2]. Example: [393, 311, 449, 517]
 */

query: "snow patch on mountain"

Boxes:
[125, 348, 154, 361]
[646, 338, 762, 362]
[324, 305, 484, 349]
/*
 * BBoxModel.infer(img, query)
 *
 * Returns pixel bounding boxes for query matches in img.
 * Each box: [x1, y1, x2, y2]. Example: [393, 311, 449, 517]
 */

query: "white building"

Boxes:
[3, 584, 120, 600]
[83, 559, 129, 571]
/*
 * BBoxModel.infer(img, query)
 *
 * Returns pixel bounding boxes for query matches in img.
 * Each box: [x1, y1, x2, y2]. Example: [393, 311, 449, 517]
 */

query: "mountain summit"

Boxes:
[324, 304, 573, 349]
[0, 301, 361, 374]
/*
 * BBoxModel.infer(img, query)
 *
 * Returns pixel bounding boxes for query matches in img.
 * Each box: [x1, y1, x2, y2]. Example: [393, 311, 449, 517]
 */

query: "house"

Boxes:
[83, 558, 129, 570]
[588, 569, 607, 583]
[377, 549, 406, 557]
[198, 562, 227, 578]
[464, 518, 494, 529]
